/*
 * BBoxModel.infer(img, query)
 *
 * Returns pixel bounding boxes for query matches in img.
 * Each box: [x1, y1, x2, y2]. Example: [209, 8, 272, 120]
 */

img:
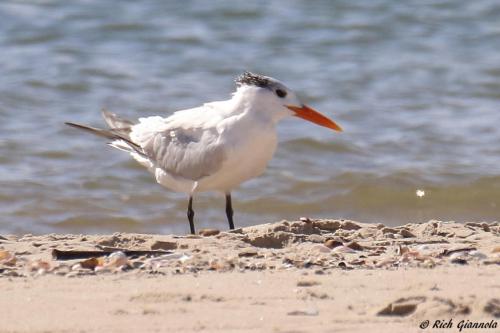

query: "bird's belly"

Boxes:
[197, 132, 277, 192]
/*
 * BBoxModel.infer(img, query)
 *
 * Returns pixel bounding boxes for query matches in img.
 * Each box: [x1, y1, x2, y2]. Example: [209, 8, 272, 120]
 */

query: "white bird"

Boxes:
[66, 72, 342, 234]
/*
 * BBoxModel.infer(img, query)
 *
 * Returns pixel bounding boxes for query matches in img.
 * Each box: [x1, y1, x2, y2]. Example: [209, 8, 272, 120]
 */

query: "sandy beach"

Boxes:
[1, 219, 498, 332]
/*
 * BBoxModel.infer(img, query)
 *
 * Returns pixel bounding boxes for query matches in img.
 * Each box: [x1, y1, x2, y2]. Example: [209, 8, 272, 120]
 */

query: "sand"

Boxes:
[1, 219, 499, 332]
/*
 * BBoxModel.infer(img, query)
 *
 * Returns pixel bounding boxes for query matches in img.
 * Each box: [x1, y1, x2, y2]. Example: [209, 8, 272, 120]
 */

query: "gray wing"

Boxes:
[141, 126, 226, 181]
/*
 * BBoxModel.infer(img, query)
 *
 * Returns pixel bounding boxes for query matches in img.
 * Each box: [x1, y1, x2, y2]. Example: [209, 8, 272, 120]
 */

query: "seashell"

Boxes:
[0, 250, 16, 266]
[106, 251, 128, 268]
[30, 259, 52, 272]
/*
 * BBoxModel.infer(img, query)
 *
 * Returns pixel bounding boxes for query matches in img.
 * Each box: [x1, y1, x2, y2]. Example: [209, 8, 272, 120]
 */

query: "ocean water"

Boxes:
[1, 0, 500, 234]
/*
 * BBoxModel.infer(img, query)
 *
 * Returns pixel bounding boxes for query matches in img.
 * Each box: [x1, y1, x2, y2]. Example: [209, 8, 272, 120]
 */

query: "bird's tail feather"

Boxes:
[101, 109, 134, 133]
[65, 121, 146, 157]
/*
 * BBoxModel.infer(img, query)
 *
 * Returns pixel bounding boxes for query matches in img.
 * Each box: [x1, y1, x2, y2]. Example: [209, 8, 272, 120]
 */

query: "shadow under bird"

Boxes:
[66, 72, 342, 234]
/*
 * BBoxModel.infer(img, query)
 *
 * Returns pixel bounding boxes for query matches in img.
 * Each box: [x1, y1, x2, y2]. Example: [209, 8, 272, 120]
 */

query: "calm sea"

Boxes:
[1, 0, 500, 234]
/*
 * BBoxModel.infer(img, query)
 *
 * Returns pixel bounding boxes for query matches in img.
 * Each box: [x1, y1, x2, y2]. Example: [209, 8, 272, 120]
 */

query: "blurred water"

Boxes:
[1, 0, 500, 234]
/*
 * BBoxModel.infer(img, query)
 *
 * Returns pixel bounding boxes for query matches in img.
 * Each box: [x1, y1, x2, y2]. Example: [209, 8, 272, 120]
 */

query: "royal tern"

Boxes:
[66, 72, 342, 234]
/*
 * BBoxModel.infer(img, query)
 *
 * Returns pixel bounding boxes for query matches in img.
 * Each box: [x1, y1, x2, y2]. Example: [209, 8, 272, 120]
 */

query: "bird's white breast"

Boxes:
[196, 115, 278, 192]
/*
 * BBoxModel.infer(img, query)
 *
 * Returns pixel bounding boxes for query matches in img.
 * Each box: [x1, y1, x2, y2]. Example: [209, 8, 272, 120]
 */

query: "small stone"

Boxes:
[198, 229, 220, 237]
[481, 223, 491, 232]
[324, 239, 343, 249]
[150, 240, 178, 250]
[317, 220, 341, 231]
[381, 227, 398, 234]
[450, 258, 468, 265]
[341, 221, 362, 230]
[484, 299, 500, 318]
[338, 262, 351, 269]
[287, 309, 319, 316]
[297, 280, 321, 287]
[346, 241, 364, 251]
[399, 229, 416, 238]
[307, 234, 324, 243]
[238, 248, 258, 257]
[377, 302, 419, 316]
[79, 257, 101, 270]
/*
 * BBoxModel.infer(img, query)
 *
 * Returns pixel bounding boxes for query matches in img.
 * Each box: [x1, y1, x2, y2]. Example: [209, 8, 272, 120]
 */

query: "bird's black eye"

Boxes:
[276, 89, 287, 98]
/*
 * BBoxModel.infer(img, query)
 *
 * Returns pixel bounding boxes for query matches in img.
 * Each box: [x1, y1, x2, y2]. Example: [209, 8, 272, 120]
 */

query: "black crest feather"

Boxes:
[235, 71, 271, 88]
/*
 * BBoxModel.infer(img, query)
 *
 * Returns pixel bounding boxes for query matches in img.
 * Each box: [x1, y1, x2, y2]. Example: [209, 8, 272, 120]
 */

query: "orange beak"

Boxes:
[286, 104, 343, 132]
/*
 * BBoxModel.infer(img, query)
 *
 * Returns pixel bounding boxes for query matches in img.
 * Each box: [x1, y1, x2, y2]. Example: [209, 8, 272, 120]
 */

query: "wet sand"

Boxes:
[1, 219, 499, 332]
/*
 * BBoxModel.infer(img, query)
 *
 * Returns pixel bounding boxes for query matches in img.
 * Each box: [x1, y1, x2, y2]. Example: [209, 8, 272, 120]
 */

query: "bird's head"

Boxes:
[234, 71, 342, 132]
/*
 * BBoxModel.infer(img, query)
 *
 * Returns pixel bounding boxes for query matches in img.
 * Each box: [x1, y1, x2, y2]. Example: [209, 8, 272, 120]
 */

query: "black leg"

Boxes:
[225, 193, 235, 230]
[187, 196, 195, 234]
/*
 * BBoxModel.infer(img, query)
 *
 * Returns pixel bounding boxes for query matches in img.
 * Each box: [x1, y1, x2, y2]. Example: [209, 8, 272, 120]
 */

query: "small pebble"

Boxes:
[324, 239, 343, 249]
[399, 229, 416, 238]
[287, 309, 319, 316]
[450, 258, 468, 265]
[238, 248, 258, 257]
[150, 240, 178, 250]
[346, 241, 364, 251]
[198, 229, 220, 237]
[297, 280, 321, 287]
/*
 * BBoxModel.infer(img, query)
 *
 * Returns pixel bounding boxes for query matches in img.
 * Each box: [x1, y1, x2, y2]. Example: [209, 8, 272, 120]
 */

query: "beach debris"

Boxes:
[198, 229, 220, 237]
[0, 250, 16, 266]
[299, 217, 312, 223]
[440, 247, 476, 257]
[52, 249, 171, 260]
[416, 189, 425, 197]
[0, 219, 496, 278]
[377, 297, 426, 316]
[73, 252, 128, 272]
